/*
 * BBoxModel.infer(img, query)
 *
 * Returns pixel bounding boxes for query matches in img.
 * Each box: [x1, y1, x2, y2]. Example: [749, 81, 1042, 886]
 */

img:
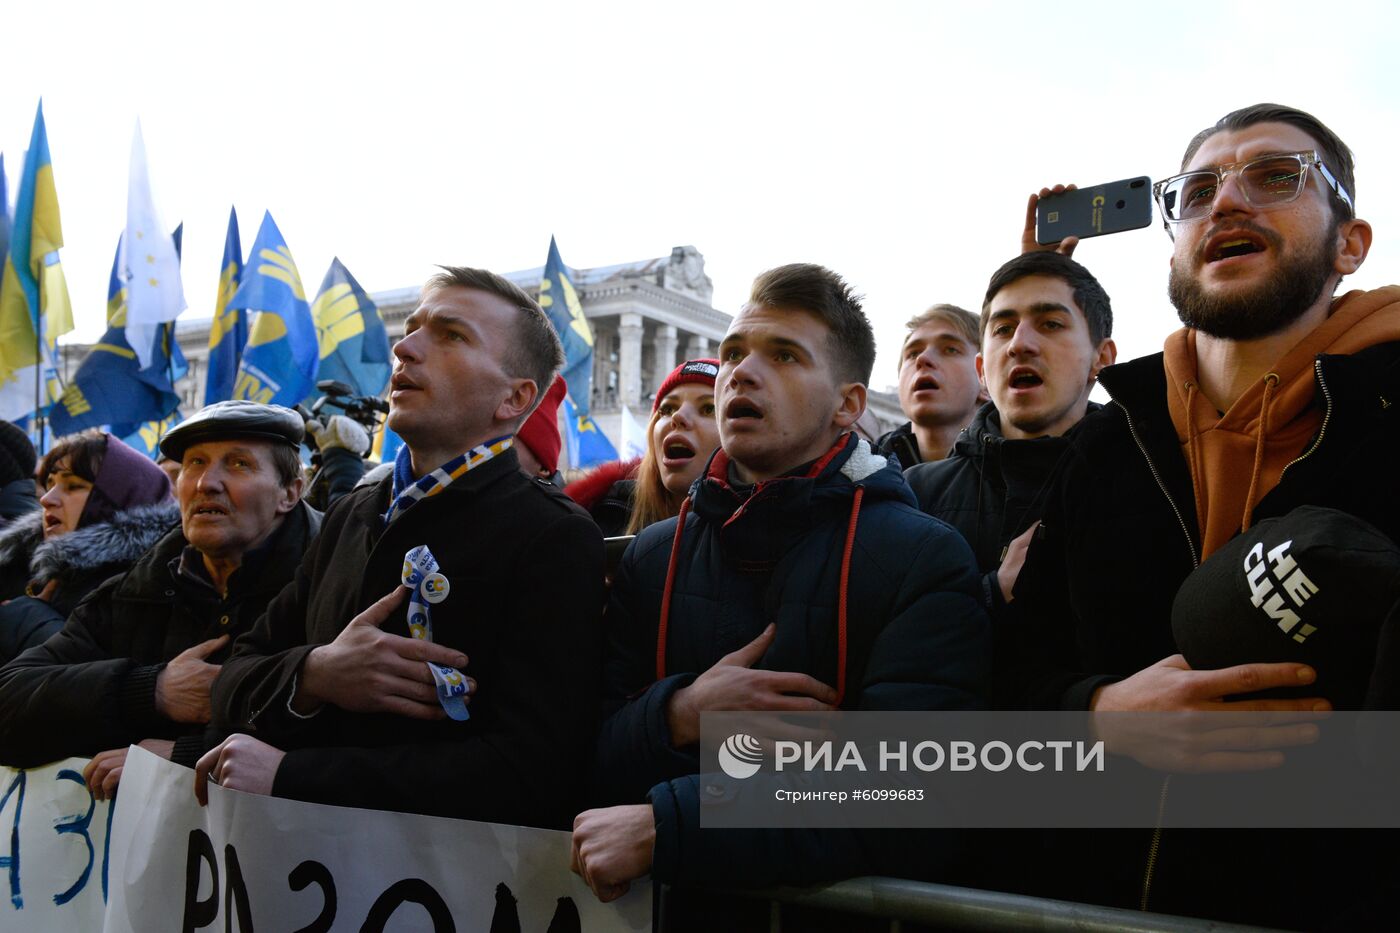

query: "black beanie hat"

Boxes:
[1172, 506, 1400, 709]
[0, 422, 37, 487]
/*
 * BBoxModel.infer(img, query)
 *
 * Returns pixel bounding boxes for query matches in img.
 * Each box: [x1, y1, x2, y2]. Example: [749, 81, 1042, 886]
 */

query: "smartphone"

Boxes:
[1036, 176, 1153, 244]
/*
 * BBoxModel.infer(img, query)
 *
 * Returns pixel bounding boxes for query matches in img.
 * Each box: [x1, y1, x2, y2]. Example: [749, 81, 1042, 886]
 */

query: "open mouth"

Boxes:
[43, 513, 61, 529]
[190, 504, 229, 518]
[725, 399, 763, 421]
[1205, 232, 1267, 263]
[663, 437, 696, 462]
[1008, 368, 1043, 390]
[913, 376, 940, 392]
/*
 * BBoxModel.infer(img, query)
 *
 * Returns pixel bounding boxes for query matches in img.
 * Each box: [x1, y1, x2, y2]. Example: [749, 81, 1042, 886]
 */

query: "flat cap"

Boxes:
[159, 400, 305, 460]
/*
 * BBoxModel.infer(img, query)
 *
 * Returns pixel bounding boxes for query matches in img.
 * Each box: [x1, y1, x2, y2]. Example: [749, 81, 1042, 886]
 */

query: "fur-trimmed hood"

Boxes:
[564, 458, 641, 511]
[0, 500, 182, 583]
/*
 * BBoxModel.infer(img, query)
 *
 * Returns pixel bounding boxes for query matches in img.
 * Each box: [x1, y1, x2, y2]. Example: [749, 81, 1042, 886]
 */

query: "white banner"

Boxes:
[0, 758, 113, 932]
[104, 746, 651, 932]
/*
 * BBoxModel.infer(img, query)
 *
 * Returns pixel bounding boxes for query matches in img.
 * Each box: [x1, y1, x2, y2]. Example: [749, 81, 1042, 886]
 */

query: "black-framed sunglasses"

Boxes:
[1153, 150, 1354, 224]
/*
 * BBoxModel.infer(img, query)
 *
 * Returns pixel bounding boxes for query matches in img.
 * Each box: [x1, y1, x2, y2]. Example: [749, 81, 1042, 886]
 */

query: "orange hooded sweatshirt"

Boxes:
[1164, 286, 1400, 560]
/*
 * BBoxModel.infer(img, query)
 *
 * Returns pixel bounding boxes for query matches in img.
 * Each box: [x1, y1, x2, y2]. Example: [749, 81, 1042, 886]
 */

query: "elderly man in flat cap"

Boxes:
[0, 401, 320, 799]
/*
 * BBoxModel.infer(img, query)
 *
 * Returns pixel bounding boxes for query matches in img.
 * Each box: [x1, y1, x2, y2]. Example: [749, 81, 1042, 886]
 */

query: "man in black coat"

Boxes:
[1000, 104, 1399, 927]
[201, 267, 604, 831]
[0, 401, 315, 801]
[905, 252, 1115, 610]
[570, 263, 990, 901]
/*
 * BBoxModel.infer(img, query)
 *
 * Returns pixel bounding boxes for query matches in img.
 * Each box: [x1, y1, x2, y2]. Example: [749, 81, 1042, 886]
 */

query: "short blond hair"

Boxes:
[899, 304, 979, 369]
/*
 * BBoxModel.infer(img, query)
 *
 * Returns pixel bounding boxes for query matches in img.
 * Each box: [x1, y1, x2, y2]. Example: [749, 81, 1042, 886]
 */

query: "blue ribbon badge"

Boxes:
[401, 545, 469, 721]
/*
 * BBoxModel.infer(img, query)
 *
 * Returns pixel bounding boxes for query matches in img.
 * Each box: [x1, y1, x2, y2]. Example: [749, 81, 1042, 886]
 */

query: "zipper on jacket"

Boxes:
[1104, 397, 1200, 568]
[1140, 776, 1172, 911]
[1277, 359, 1333, 484]
[1102, 393, 1197, 908]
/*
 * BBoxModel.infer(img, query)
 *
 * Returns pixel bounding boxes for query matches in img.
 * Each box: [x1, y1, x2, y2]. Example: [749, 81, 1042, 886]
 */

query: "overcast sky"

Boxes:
[4, 1, 1398, 393]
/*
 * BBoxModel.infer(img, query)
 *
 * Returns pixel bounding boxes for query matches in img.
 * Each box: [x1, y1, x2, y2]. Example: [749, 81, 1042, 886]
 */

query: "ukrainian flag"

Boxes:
[0, 102, 73, 423]
[204, 207, 245, 405]
[229, 211, 318, 407]
[539, 237, 596, 415]
[308, 257, 390, 401]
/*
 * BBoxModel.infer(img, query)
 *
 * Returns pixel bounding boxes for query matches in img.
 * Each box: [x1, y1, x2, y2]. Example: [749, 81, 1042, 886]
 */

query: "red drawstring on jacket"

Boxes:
[655, 496, 691, 683]
[654, 486, 866, 708]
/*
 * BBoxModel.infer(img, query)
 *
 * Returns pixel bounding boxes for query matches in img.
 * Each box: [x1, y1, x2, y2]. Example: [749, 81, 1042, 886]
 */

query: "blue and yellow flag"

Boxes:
[119, 410, 183, 459]
[204, 207, 245, 404]
[539, 237, 596, 415]
[563, 395, 618, 469]
[372, 421, 404, 466]
[50, 231, 187, 439]
[0, 155, 10, 271]
[229, 211, 318, 407]
[0, 102, 74, 423]
[308, 257, 390, 401]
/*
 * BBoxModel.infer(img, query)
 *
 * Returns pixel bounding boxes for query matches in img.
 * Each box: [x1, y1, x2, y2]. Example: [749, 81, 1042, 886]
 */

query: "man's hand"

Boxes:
[571, 805, 655, 903]
[82, 739, 174, 801]
[665, 624, 838, 747]
[997, 521, 1039, 603]
[1090, 655, 1330, 772]
[155, 634, 230, 723]
[295, 586, 473, 720]
[1022, 185, 1080, 257]
[194, 734, 286, 806]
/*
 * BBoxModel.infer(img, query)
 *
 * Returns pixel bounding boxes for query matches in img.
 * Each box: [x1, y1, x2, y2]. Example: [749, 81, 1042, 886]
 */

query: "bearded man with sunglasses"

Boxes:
[998, 104, 1400, 926]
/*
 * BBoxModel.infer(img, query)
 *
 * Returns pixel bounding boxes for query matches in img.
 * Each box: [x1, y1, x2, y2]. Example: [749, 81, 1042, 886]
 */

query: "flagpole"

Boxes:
[34, 315, 43, 454]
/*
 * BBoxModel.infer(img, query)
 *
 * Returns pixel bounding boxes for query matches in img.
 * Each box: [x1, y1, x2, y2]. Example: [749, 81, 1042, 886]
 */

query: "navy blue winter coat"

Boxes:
[593, 433, 990, 887]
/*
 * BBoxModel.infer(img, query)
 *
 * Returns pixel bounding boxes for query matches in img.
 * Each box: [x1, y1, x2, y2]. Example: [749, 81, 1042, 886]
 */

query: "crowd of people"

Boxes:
[0, 101, 1396, 930]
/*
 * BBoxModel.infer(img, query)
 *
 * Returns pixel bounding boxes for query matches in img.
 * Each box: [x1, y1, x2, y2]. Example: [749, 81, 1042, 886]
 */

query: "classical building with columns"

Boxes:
[65, 246, 905, 462]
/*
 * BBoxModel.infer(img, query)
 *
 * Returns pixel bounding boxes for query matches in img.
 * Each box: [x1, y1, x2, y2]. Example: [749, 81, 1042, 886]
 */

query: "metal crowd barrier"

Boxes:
[659, 876, 1286, 932]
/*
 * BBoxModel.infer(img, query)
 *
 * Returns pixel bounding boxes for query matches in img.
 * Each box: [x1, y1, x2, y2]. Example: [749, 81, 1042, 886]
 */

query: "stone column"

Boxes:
[653, 325, 678, 393]
[685, 335, 710, 360]
[618, 312, 644, 410]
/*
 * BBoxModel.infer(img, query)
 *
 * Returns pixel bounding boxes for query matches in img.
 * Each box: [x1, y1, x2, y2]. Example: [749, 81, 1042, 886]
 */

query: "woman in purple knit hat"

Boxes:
[0, 430, 176, 663]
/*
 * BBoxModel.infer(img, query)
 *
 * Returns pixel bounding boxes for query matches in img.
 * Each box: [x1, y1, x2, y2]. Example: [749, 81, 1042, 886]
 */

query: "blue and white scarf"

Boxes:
[382, 434, 513, 526]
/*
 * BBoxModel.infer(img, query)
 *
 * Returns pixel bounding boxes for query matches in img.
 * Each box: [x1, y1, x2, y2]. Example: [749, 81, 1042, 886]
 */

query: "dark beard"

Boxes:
[1168, 225, 1337, 340]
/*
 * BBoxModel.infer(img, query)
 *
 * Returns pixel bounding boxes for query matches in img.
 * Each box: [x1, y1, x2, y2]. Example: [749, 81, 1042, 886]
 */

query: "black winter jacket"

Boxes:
[905, 403, 1100, 609]
[212, 447, 605, 829]
[0, 478, 37, 525]
[594, 433, 990, 887]
[0, 502, 319, 768]
[872, 421, 926, 470]
[1000, 333, 1400, 927]
[0, 502, 181, 665]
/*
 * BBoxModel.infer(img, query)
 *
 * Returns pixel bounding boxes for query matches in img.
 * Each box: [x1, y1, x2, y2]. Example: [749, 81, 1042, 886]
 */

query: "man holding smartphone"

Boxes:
[1000, 104, 1399, 926]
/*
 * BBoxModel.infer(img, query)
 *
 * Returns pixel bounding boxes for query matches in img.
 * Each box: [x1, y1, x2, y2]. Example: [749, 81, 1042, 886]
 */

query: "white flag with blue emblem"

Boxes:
[121, 121, 186, 368]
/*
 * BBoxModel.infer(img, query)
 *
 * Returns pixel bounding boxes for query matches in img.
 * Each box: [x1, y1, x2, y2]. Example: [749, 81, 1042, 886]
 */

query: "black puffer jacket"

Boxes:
[0, 502, 181, 664]
[904, 402, 1100, 608]
[594, 433, 990, 887]
[1001, 326, 1400, 928]
[0, 502, 320, 768]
